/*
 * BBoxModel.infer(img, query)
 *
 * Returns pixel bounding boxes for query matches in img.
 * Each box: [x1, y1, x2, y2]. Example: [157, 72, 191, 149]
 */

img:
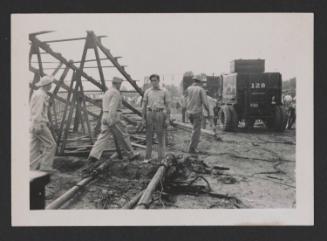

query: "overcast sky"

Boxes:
[15, 13, 312, 90]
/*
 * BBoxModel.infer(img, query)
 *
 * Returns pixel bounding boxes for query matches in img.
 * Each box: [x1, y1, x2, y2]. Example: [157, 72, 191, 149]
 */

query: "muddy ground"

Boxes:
[45, 119, 295, 209]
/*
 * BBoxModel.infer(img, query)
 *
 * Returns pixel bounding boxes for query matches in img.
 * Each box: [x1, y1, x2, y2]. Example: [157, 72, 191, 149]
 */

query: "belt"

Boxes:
[148, 108, 164, 112]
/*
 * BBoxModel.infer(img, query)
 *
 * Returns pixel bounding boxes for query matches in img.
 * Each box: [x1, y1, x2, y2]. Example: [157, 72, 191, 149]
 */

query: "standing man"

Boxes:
[30, 75, 57, 172]
[287, 96, 296, 129]
[85, 77, 139, 168]
[142, 74, 170, 163]
[186, 76, 211, 154]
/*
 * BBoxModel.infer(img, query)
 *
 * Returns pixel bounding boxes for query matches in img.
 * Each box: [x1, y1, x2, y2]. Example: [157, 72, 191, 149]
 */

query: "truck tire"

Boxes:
[229, 106, 239, 131]
[266, 106, 286, 132]
[219, 105, 233, 131]
[245, 119, 255, 129]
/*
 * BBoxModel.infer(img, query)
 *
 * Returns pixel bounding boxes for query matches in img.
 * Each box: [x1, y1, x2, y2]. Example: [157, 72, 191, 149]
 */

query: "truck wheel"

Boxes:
[229, 106, 239, 131]
[219, 105, 232, 131]
[245, 119, 255, 129]
[267, 106, 286, 132]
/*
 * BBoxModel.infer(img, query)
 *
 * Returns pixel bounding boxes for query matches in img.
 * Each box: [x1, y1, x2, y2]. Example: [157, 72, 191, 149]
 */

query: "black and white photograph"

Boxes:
[11, 13, 313, 226]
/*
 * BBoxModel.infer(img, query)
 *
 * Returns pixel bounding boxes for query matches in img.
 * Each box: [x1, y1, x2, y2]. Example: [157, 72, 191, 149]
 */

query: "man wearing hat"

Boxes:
[185, 75, 211, 154]
[30, 75, 57, 172]
[85, 77, 139, 170]
[142, 74, 171, 163]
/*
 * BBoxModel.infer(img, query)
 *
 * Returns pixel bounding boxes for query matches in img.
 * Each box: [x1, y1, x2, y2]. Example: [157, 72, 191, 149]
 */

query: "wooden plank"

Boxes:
[74, 57, 109, 63]
[57, 73, 76, 146]
[122, 191, 144, 209]
[51, 62, 64, 76]
[59, 79, 79, 154]
[42, 65, 127, 70]
[43, 35, 107, 44]
[136, 160, 168, 209]
[122, 99, 142, 117]
[93, 44, 106, 89]
[171, 121, 218, 138]
[75, 36, 94, 143]
[77, 78, 94, 143]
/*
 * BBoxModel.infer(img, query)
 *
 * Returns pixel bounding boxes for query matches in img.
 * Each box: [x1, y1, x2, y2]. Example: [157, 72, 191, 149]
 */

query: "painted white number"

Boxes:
[251, 82, 266, 88]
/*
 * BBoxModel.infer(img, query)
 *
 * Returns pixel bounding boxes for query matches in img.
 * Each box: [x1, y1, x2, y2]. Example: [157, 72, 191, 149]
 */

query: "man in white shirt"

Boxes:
[86, 77, 139, 168]
[142, 74, 171, 163]
[30, 75, 57, 172]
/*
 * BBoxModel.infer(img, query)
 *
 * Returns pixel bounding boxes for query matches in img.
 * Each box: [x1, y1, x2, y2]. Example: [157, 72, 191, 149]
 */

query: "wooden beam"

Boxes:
[42, 65, 127, 70]
[46, 152, 118, 209]
[56, 73, 76, 148]
[42, 35, 107, 44]
[171, 121, 219, 138]
[59, 78, 80, 154]
[135, 155, 174, 209]
[122, 99, 142, 117]
[93, 44, 106, 89]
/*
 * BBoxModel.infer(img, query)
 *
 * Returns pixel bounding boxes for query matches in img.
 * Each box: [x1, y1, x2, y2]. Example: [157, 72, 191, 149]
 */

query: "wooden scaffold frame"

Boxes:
[29, 31, 145, 156]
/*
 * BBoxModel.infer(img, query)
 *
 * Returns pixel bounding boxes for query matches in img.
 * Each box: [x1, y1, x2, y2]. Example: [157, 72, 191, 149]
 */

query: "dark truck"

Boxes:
[218, 60, 287, 131]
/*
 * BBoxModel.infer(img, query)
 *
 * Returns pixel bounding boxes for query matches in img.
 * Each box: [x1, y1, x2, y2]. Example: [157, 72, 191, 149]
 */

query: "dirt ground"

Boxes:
[45, 118, 296, 209]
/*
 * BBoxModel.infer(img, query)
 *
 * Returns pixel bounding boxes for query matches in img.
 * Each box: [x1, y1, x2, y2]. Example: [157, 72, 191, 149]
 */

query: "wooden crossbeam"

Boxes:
[30, 33, 142, 117]
[42, 35, 107, 44]
[42, 65, 127, 70]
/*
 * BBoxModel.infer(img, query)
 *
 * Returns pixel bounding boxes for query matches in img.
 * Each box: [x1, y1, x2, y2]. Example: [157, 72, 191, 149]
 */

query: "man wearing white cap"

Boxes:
[185, 76, 211, 154]
[30, 75, 57, 172]
[85, 77, 139, 170]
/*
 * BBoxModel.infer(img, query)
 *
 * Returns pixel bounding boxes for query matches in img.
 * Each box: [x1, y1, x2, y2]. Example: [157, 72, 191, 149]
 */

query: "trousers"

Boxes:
[145, 111, 166, 161]
[181, 108, 186, 123]
[30, 124, 57, 171]
[188, 112, 202, 151]
[89, 115, 134, 160]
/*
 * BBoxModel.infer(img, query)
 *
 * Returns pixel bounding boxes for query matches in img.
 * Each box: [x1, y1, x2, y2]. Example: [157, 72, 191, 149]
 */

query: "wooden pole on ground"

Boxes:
[135, 154, 175, 209]
[46, 153, 118, 209]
